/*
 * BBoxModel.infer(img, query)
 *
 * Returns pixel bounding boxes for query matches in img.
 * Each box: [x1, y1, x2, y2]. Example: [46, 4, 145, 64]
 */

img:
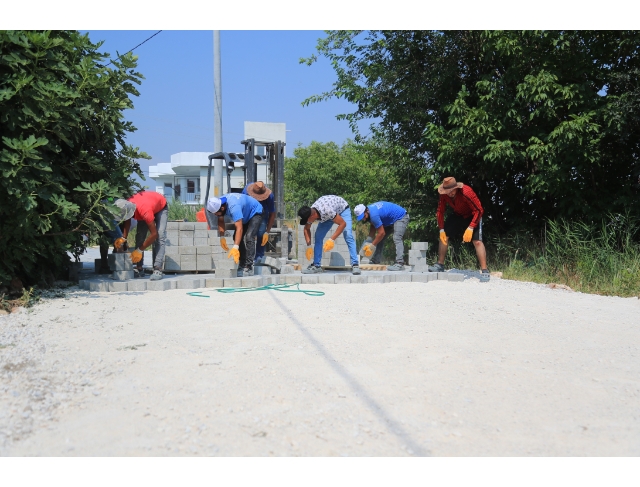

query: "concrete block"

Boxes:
[283, 275, 302, 284]
[394, 274, 412, 282]
[166, 222, 180, 230]
[301, 275, 319, 284]
[335, 274, 351, 284]
[126, 280, 148, 292]
[197, 255, 213, 271]
[89, 281, 109, 292]
[241, 277, 262, 288]
[367, 275, 385, 284]
[108, 281, 128, 292]
[382, 275, 394, 283]
[166, 231, 180, 241]
[408, 249, 427, 265]
[214, 258, 238, 270]
[179, 222, 195, 230]
[147, 280, 172, 291]
[263, 256, 282, 271]
[411, 242, 429, 251]
[181, 254, 196, 263]
[194, 222, 208, 230]
[194, 237, 208, 246]
[215, 269, 236, 278]
[270, 275, 282, 285]
[165, 246, 180, 256]
[195, 246, 211, 255]
[164, 256, 181, 271]
[208, 230, 219, 238]
[317, 274, 336, 284]
[350, 275, 367, 284]
[176, 278, 200, 290]
[179, 238, 194, 247]
[180, 230, 194, 238]
[253, 265, 272, 275]
[78, 279, 89, 290]
[204, 278, 225, 288]
[329, 252, 347, 266]
[194, 230, 208, 238]
[180, 246, 196, 255]
[108, 253, 133, 271]
[446, 272, 465, 282]
[411, 273, 434, 283]
[111, 270, 134, 281]
[436, 272, 449, 280]
[165, 238, 178, 246]
[280, 265, 294, 274]
[223, 278, 242, 288]
[411, 264, 430, 273]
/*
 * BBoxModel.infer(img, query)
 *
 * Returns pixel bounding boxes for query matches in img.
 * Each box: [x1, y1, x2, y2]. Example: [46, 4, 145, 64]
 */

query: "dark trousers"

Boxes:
[236, 213, 263, 269]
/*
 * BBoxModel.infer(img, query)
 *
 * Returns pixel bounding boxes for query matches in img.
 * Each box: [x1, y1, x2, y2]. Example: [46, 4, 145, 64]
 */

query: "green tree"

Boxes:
[302, 31, 640, 233]
[0, 31, 148, 286]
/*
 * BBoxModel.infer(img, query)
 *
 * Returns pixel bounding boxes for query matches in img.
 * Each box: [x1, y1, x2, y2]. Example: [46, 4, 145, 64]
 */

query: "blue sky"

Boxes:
[85, 30, 366, 182]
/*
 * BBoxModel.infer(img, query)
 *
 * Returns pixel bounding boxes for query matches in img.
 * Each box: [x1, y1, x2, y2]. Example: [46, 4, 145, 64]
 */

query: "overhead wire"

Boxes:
[102, 30, 163, 67]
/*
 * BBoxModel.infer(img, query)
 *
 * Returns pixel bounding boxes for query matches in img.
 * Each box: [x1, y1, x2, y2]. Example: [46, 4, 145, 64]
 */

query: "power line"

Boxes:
[103, 30, 162, 67]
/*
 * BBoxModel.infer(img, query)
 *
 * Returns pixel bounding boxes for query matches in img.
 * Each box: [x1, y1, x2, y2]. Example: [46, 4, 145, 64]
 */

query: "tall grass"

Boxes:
[440, 213, 640, 297]
[167, 199, 200, 222]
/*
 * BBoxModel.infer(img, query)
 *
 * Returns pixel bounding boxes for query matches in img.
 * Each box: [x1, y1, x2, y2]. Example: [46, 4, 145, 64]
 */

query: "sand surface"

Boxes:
[1, 277, 639, 456]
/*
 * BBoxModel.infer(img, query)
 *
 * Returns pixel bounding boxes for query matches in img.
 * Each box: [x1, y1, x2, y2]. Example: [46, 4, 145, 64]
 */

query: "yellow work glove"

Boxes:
[305, 246, 313, 261]
[220, 237, 229, 251]
[463, 227, 473, 243]
[114, 237, 127, 250]
[439, 229, 448, 246]
[363, 243, 376, 258]
[228, 245, 240, 264]
[261, 233, 269, 247]
[323, 238, 335, 253]
[130, 248, 143, 264]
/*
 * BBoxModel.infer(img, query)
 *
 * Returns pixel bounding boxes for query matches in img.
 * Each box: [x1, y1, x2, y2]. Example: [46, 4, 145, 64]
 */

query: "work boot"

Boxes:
[150, 269, 163, 281]
[387, 263, 404, 271]
[428, 263, 445, 273]
[237, 268, 244, 277]
[480, 268, 490, 282]
[242, 267, 254, 277]
[302, 264, 323, 274]
[352, 265, 361, 275]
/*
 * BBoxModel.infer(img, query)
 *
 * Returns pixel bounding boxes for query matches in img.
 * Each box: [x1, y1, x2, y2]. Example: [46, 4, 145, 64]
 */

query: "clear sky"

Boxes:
[84, 30, 365, 183]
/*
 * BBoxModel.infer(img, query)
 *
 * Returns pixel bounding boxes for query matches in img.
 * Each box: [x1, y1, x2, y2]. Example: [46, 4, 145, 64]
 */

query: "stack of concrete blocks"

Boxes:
[296, 222, 354, 269]
[163, 221, 217, 272]
[108, 253, 134, 280]
[210, 234, 238, 278]
[408, 242, 429, 272]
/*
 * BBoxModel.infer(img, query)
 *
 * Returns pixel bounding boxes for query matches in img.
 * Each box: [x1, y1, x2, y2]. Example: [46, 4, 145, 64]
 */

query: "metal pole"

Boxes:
[213, 30, 223, 197]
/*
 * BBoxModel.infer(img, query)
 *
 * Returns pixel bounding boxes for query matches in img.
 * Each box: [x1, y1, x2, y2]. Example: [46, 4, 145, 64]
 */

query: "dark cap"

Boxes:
[298, 206, 312, 225]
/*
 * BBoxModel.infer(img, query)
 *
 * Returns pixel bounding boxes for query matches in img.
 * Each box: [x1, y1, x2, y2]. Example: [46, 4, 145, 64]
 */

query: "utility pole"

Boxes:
[213, 30, 223, 197]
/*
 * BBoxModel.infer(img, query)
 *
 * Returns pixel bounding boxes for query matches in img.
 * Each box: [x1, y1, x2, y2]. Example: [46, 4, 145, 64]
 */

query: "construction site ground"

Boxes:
[2, 262, 639, 456]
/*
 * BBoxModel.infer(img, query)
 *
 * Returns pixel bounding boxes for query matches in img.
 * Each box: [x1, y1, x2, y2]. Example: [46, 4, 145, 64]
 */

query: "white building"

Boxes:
[148, 121, 286, 205]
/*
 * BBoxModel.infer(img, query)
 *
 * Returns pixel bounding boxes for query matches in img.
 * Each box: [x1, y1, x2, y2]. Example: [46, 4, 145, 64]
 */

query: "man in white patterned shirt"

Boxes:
[298, 195, 360, 275]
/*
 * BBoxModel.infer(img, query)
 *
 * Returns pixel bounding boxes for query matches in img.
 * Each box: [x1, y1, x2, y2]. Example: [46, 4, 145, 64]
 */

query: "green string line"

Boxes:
[187, 283, 325, 298]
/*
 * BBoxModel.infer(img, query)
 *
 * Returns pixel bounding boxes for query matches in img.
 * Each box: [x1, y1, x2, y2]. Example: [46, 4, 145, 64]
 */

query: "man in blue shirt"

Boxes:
[206, 193, 263, 276]
[354, 201, 410, 271]
[242, 181, 276, 263]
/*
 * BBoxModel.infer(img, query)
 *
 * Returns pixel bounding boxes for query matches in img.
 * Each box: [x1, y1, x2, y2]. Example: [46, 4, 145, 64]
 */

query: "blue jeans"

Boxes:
[255, 213, 269, 259]
[313, 208, 358, 266]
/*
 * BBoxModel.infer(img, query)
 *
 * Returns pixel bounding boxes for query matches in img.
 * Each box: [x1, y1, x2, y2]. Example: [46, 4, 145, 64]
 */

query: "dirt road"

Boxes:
[1, 278, 639, 456]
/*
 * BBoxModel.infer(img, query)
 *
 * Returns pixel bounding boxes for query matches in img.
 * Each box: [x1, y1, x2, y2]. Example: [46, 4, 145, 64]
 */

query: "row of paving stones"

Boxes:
[78, 271, 464, 292]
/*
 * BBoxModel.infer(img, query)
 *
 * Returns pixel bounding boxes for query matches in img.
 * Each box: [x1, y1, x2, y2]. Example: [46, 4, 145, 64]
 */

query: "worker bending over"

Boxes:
[298, 195, 360, 275]
[207, 193, 263, 277]
[354, 201, 410, 271]
[121, 191, 168, 281]
[242, 181, 275, 264]
[428, 177, 489, 278]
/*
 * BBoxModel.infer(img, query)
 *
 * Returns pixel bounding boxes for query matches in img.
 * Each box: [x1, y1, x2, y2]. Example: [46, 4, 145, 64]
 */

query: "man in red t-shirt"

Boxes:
[428, 177, 489, 278]
[122, 191, 168, 280]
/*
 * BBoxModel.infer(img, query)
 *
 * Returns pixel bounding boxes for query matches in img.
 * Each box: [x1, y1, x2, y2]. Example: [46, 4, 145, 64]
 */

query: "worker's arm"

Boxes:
[217, 216, 225, 236]
[266, 212, 276, 233]
[368, 223, 376, 240]
[330, 214, 347, 240]
[122, 219, 131, 239]
[233, 220, 243, 246]
[371, 225, 386, 246]
[139, 220, 158, 251]
[304, 224, 312, 246]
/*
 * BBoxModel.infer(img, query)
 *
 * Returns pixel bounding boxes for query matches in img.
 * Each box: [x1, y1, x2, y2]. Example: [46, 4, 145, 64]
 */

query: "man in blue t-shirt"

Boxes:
[242, 181, 276, 263]
[354, 201, 410, 271]
[206, 193, 263, 276]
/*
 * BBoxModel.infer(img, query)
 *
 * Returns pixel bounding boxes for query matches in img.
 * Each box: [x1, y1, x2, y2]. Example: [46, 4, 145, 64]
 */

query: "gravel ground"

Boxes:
[1, 277, 639, 456]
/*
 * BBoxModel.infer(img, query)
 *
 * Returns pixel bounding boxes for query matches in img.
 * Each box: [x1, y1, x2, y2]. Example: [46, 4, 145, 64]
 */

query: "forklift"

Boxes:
[203, 139, 290, 259]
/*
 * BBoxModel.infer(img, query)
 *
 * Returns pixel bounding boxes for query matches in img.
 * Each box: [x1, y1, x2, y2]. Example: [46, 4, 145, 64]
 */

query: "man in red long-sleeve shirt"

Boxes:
[428, 177, 489, 278]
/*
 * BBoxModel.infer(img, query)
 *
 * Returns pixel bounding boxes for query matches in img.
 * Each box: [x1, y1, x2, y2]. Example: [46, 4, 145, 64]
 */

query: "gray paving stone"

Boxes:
[166, 231, 180, 240]
[223, 278, 242, 288]
[194, 237, 208, 246]
[166, 222, 180, 230]
[215, 269, 235, 278]
[301, 275, 319, 284]
[180, 230, 195, 238]
[165, 238, 178, 246]
[411, 242, 429, 251]
[179, 238, 194, 247]
[112, 270, 134, 281]
[394, 274, 412, 282]
[147, 280, 172, 291]
[195, 246, 211, 255]
[214, 258, 238, 270]
[197, 255, 214, 271]
[317, 274, 336, 284]
[164, 256, 181, 271]
[194, 230, 208, 238]
[127, 280, 148, 292]
[165, 246, 180, 256]
[108, 281, 128, 292]
[194, 222, 208, 230]
[283, 275, 301, 284]
[411, 273, 435, 283]
[179, 222, 195, 230]
[253, 265, 271, 275]
[180, 246, 196, 255]
[334, 274, 351, 284]
[263, 256, 282, 270]
[241, 277, 262, 288]
[436, 272, 449, 280]
[176, 278, 200, 290]
[350, 275, 367, 284]
[204, 278, 225, 288]
[89, 281, 109, 292]
[383, 275, 394, 283]
[367, 275, 385, 284]
[280, 265, 294, 274]
[108, 253, 133, 271]
[446, 272, 465, 282]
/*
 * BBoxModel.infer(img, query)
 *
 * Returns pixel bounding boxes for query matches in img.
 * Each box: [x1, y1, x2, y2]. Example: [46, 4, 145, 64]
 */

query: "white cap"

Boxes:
[354, 204, 367, 221]
[114, 199, 136, 222]
[206, 197, 222, 213]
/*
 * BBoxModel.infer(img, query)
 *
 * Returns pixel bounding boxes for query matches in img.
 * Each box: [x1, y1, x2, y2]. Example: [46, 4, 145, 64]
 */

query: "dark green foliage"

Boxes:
[302, 31, 640, 233]
[0, 31, 148, 285]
